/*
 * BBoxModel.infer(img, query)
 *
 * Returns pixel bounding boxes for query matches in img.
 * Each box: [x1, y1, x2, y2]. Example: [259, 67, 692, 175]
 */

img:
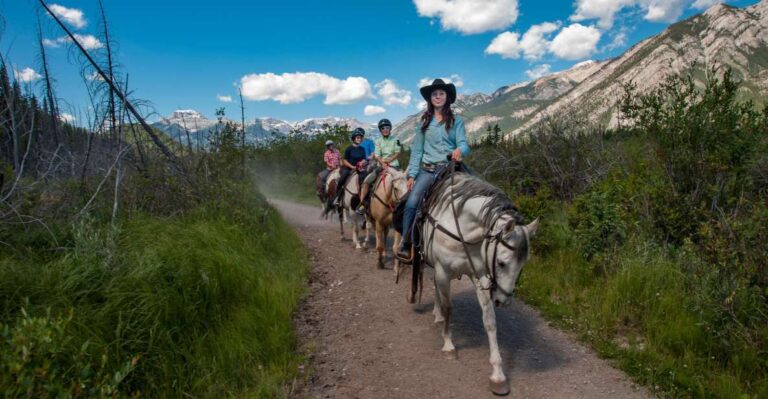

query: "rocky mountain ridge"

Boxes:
[393, 0, 768, 143]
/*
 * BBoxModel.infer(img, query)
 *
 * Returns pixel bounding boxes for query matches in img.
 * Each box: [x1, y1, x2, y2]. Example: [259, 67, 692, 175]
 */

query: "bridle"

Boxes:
[372, 170, 406, 212]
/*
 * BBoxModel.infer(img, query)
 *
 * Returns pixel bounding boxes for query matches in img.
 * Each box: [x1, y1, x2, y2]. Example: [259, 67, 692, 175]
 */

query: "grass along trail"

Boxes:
[271, 199, 652, 398]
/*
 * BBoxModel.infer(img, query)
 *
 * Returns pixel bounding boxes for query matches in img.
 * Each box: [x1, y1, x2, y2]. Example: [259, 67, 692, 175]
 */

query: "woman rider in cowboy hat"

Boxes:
[396, 78, 470, 262]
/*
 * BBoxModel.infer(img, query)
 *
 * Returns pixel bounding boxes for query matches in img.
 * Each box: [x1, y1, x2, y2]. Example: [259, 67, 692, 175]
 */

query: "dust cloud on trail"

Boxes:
[268, 198, 328, 227]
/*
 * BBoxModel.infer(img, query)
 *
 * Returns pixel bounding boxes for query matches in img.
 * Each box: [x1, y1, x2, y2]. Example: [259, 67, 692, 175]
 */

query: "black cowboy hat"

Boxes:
[420, 78, 456, 105]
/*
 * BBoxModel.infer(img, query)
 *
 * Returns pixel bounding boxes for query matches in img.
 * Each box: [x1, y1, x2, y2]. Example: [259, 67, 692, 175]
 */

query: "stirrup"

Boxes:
[355, 204, 365, 215]
[395, 246, 414, 264]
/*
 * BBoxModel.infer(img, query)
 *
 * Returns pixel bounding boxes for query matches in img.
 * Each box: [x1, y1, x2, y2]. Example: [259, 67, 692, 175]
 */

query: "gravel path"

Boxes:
[271, 199, 651, 399]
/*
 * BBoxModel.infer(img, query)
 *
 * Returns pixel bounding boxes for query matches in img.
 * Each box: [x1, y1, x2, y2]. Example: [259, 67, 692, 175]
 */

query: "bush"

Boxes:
[0, 307, 134, 398]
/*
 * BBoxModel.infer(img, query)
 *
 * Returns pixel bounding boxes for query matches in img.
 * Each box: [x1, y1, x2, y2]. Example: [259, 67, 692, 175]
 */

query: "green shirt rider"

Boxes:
[357, 118, 401, 214]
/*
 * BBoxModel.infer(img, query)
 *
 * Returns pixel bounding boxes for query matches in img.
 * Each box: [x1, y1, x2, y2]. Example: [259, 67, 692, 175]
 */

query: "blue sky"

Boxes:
[1, 0, 760, 125]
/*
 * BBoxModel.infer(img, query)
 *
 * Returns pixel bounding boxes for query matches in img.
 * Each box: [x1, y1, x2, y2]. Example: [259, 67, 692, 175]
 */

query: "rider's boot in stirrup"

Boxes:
[395, 242, 413, 264]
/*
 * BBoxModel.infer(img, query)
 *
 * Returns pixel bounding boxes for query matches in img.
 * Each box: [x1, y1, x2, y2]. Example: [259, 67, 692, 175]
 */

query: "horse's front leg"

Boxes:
[475, 284, 509, 396]
[434, 269, 455, 358]
[392, 229, 401, 278]
[375, 221, 385, 269]
[338, 208, 345, 239]
[351, 215, 362, 249]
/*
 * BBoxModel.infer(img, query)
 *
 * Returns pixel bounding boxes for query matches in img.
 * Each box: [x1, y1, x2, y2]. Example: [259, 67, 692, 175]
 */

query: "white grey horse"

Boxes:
[340, 171, 371, 249]
[414, 172, 539, 396]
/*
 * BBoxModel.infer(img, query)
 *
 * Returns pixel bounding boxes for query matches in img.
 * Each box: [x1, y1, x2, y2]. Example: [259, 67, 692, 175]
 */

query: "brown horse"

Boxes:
[369, 167, 409, 275]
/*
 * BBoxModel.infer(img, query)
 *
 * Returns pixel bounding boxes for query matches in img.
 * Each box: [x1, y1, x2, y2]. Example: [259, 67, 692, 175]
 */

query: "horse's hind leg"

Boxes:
[435, 269, 456, 358]
[475, 285, 509, 395]
[351, 216, 362, 249]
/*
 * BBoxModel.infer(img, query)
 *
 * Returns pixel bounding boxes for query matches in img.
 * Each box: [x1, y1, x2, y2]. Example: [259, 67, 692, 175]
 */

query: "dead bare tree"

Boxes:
[239, 88, 246, 148]
[39, 0, 182, 170]
[37, 16, 59, 146]
[96, 0, 119, 150]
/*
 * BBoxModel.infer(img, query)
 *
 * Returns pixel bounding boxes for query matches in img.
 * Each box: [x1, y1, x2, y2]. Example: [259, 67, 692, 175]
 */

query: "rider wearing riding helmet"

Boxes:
[329, 128, 368, 208]
[396, 78, 469, 262]
[357, 118, 401, 214]
[317, 139, 341, 197]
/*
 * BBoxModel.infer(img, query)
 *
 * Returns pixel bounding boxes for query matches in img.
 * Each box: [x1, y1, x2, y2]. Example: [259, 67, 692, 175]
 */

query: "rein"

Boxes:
[371, 171, 401, 212]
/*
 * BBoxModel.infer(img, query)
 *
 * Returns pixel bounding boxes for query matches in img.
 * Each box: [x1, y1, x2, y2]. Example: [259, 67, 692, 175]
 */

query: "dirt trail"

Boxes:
[272, 199, 651, 399]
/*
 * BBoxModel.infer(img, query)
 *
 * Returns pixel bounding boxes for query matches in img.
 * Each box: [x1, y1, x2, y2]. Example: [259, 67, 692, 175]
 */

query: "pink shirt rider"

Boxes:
[324, 148, 341, 170]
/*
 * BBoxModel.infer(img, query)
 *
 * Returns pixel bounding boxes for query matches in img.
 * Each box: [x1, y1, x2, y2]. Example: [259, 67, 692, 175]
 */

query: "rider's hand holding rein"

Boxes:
[451, 148, 462, 162]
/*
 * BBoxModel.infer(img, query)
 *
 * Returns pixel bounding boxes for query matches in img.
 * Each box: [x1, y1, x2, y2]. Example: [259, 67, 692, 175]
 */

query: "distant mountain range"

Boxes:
[393, 0, 768, 143]
[155, 1, 767, 147]
[152, 110, 379, 145]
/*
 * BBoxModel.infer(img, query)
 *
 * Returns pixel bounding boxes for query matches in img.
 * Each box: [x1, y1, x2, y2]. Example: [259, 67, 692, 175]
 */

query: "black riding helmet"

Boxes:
[377, 118, 392, 131]
[350, 127, 365, 141]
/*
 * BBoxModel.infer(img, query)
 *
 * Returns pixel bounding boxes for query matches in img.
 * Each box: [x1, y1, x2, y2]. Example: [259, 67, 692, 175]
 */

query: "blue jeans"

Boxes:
[400, 168, 435, 248]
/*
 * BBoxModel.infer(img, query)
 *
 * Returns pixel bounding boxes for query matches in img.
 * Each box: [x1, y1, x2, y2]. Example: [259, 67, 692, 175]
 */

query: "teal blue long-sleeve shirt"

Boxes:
[406, 116, 470, 178]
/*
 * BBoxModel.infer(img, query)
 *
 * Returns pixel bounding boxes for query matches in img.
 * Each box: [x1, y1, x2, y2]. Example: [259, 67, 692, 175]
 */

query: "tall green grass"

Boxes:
[516, 207, 767, 398]
[0, 183, 308, 397]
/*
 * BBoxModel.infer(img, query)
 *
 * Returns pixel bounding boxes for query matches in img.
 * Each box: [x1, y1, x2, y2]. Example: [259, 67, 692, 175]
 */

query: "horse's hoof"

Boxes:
[442, 349, 458, 360]
[489, 379, 510, 396]
[377, 261, 385, 269]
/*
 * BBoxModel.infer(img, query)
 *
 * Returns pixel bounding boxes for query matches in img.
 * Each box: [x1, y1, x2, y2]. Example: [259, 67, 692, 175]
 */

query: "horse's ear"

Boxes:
[524, 218, 540, 238]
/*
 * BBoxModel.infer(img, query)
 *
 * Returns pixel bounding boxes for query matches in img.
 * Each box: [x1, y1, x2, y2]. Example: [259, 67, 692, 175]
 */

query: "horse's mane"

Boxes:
[426, 172, 525, 229]
[426, 172, 529, 262]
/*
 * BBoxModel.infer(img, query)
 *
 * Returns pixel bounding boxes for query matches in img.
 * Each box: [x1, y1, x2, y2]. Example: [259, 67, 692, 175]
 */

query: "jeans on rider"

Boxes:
[399, 168, 435, 251]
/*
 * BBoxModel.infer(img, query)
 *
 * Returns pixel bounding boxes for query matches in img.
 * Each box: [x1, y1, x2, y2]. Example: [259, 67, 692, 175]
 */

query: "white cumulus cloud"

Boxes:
[43, 34, 104, 50]
[217, 94, 233, 102]
[364, 105, 387, 116]
[691, 0, 723, 9]
[375, 79, 412, 107]
[488, 22, 598, 61]
[14, 67, 42, 83]
[549, 23, 601, 60]
[414, 0, 519, 34]
[519, 22, 561, 60]
[59, 113, 76, 123]
[571, 0, 695, 28]
[525, 64, 552, 80]
[644, 0, 688, 22]
[49, 4, 87, 29]
[485, 31, 522, 59]
[418, 74, 464, 89]
[73, 34, 103, 50]
[240, 72, 372, 105]
[86, 71, 105, 81]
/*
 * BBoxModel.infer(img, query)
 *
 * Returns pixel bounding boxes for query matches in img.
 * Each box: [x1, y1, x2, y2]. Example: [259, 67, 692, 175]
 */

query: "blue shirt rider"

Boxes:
[396, 79, 469, 262]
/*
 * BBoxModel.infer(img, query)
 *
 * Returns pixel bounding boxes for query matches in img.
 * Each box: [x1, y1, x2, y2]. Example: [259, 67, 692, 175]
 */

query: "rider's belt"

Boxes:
[421, 162, 446, 173]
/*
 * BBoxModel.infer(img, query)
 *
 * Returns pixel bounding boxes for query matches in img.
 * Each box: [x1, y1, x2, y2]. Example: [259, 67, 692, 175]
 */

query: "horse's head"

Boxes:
[386, 168, 409, 203]
[490, 217, 539, 307]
